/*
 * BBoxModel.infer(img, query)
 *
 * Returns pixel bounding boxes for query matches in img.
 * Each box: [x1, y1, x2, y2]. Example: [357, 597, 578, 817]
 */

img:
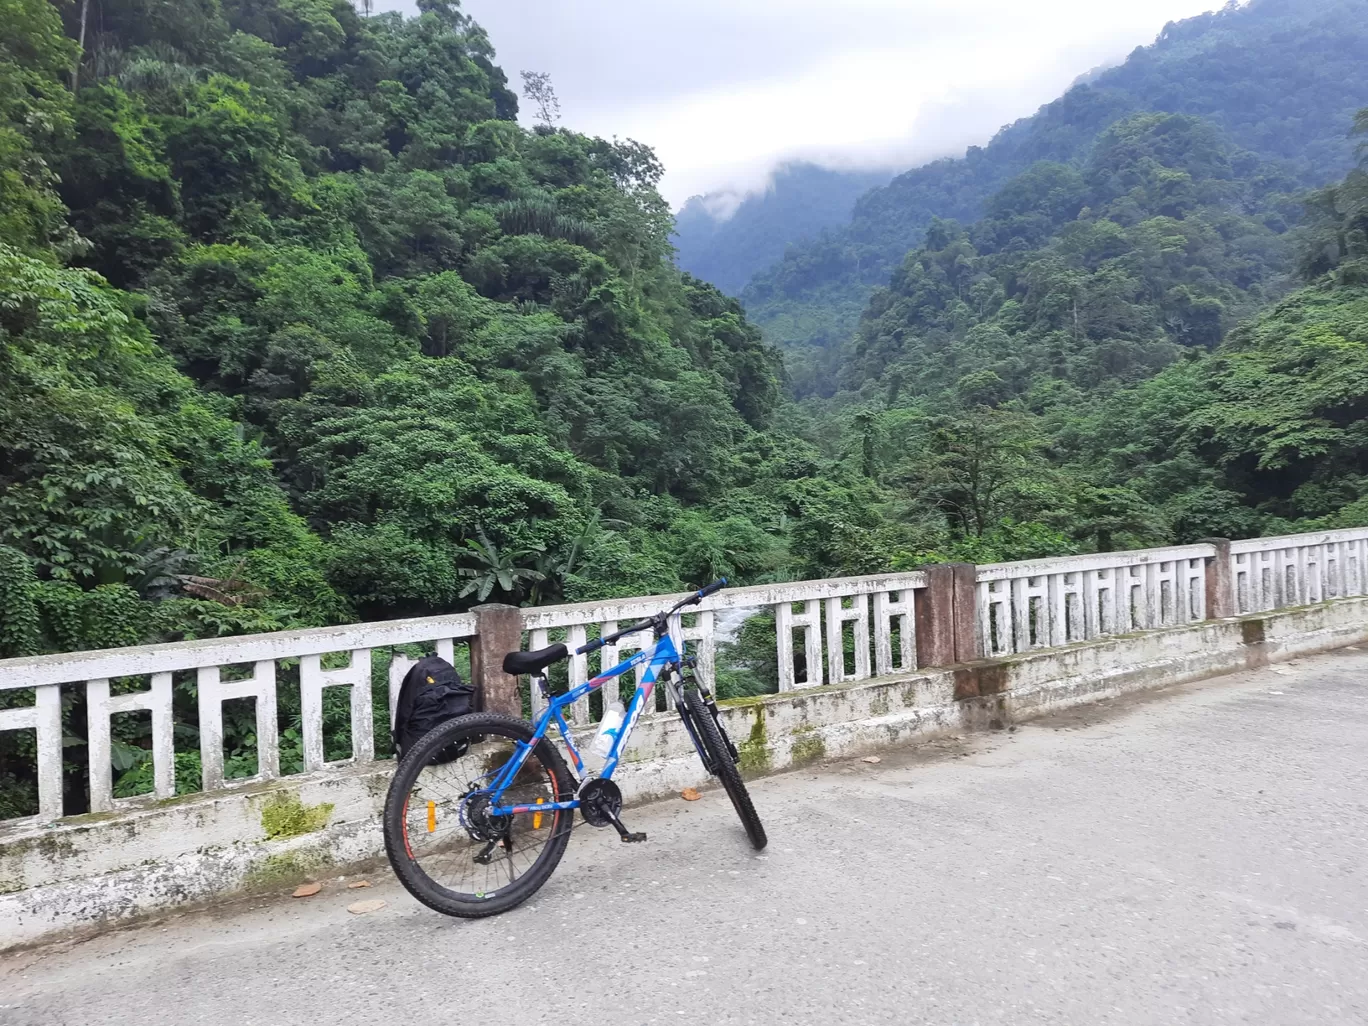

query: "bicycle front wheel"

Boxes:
[383, 712, 575, 918]
[682, 686, 767, 850]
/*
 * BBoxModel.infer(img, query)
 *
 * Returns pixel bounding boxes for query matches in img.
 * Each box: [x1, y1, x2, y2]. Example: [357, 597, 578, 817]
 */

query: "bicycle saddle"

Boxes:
[502, 643, 568, 676]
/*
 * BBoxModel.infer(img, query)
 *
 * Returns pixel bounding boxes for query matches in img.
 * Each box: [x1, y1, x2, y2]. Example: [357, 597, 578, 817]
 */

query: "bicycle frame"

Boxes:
[486, 620, 683, 818]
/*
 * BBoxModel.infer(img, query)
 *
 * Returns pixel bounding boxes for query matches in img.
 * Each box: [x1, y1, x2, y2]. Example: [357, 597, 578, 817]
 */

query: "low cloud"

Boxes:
[374, 0, 1227, 208]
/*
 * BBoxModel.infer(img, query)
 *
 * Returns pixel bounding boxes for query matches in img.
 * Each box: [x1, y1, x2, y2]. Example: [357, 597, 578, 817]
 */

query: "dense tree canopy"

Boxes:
[3, 0, 1367, 653]
[730, 0, 1368, 397]
[0, 0, 819, 659]
[796, 109, 1368, 560]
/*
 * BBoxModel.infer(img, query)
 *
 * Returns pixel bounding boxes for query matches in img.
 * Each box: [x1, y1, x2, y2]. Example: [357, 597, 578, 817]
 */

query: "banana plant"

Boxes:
[457, 527, 546, 603]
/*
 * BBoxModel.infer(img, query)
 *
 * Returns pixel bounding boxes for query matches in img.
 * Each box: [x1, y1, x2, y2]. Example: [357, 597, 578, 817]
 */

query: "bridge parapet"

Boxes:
[5, 528, 1368, 948]
[1, 527, 1367, 833]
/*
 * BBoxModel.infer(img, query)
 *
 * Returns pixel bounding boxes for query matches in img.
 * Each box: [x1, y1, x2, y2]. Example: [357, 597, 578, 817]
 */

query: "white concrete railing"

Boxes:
[3, 526, 1368, 829]
[0, 574, 925, 826]
[0, 613, 479, 822]
[976, 545, 1214, 658]
[519, 573, 924, 723]
[1229, 528, 1368, 614]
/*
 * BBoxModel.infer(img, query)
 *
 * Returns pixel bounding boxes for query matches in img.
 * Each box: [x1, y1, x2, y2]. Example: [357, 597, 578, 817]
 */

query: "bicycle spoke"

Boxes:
[396, 732, 564, 899]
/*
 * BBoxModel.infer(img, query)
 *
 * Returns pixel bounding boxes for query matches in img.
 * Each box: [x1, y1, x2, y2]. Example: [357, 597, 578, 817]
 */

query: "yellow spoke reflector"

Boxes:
[426, 801, 436, 833]
[533, 797, 545, 830]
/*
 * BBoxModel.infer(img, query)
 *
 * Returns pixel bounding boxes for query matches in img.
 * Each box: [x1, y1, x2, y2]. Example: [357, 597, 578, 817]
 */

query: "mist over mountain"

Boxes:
[673, 163, 892, 296]
[708, 0, 1368, 395]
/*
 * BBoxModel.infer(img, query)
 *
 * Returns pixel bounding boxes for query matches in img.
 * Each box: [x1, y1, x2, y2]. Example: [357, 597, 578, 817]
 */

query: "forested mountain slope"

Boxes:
[801, 110, 1368, 559]
[741, 0, 1368, 395]
[847, 114, 1298, 400]
[672, 162, 890, 296]
[1, 0, 865, 656]
[1, 0, 1366, 664]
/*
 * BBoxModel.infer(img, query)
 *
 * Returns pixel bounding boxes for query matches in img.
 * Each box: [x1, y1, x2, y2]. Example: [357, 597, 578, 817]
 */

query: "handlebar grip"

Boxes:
[695, 578, 727, 600]
[577, 638, 605, 656]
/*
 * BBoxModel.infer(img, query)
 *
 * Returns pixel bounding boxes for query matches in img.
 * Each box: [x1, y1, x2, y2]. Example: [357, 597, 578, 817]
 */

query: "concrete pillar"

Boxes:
[916, 562, 978, 667]
[1203, 538, 1234, 620]
[470, 604, 525, 718]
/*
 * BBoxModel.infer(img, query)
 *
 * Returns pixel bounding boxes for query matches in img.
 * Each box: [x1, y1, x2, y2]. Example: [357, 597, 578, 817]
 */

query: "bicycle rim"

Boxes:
[387, 715, 573, 911]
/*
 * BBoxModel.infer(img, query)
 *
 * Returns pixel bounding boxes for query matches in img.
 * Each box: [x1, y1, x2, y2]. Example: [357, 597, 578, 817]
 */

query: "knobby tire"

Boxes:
[383, 712, 575, 918]
[682, 685, 768, 850]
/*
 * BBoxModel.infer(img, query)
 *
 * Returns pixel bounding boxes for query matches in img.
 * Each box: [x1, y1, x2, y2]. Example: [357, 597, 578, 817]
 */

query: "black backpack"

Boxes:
[392, 655, 477, 763]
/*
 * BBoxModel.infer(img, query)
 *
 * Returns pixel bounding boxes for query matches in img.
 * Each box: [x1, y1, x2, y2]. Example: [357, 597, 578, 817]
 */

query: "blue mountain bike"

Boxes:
[383, 580, 766, 918]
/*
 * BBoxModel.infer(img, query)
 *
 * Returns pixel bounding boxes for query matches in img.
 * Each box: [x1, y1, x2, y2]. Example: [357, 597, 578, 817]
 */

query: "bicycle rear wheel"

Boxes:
[383, 712, 575, 918]
[682, 685, 767, 850]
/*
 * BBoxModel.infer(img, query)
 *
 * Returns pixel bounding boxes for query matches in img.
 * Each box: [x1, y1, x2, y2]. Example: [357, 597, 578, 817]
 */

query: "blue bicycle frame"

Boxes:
[486, 625, 682, 819]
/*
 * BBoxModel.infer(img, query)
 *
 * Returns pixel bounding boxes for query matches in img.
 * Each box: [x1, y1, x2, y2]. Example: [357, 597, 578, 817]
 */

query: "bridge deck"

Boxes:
[5, 648, 1368, 1025]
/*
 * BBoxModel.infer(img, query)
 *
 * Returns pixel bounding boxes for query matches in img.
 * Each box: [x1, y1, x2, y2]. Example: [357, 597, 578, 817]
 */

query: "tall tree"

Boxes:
[520, 70, 560, 127]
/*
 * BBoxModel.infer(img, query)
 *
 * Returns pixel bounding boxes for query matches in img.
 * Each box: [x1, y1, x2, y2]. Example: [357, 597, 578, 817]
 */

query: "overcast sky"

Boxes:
[374, 1, 1227, 210]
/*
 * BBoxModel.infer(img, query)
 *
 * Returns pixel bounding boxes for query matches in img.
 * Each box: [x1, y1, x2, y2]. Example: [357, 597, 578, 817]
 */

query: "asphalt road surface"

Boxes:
[4, 648, 1368, 1026]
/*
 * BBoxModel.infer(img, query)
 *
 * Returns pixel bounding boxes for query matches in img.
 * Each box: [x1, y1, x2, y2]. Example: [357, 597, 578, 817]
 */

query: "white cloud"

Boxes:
[372, 0, 1227, 207]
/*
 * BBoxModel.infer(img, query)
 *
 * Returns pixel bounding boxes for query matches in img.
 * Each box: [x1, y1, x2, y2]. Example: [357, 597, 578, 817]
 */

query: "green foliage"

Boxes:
[847, 114, 1291, 402]
[0, 245, 207, 584]
[0, 546, 42, 657]
[457, 526, 546, 603]
[0, 0, 805, 673]
[737, 0, 1368, 391]
[0, 0, 77, 253]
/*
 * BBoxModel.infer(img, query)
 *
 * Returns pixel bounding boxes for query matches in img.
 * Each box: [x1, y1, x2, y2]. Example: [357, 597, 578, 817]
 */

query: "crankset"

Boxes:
[577, 777, 622, 827]
[577, 777, 645, 843]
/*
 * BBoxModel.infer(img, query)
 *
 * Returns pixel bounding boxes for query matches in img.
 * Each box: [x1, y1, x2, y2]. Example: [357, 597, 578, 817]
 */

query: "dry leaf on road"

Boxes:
[347, 880, 372, 889]
[292, 882, 321, 898]
[680, 787, 702, 801]
[347, 899, 386, 915]
[861, 756, 881, 764]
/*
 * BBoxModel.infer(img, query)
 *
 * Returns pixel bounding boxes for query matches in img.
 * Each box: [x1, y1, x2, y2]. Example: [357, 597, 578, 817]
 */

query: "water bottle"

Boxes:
[590, 701, 625, 760]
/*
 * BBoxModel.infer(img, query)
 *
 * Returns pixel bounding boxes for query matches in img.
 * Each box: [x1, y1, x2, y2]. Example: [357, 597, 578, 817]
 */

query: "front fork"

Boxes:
[670, 657, 740, 771]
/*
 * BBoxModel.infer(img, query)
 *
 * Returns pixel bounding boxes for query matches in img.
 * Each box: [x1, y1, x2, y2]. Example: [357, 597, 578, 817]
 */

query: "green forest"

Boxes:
[2, 0, 1368, 815]
[734, 0, 1368, 397]
[0, 0, 811, 661]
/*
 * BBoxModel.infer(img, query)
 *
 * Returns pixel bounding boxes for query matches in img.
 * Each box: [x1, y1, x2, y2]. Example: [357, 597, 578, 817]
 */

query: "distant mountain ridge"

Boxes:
[672, 162, 891, 295]
[719, 0, 1368, 394]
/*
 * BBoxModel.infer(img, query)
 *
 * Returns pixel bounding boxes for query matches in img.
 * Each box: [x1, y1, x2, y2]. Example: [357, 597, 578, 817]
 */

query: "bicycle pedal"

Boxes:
[620, 831, 647, 843]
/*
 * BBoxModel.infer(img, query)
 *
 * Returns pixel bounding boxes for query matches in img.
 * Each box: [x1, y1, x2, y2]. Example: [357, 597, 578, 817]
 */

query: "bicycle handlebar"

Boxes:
[574, 579, 726, 655]
[695, 578, 727, 600]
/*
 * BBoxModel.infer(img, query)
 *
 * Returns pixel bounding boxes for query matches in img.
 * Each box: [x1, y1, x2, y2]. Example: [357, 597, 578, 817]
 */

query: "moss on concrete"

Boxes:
[243, 847, 334, 888]
[737, 706, 770, 776]
[0, 831, 77, 865]
[789, 726, 827, 766]
[258, 792, 334, 840]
